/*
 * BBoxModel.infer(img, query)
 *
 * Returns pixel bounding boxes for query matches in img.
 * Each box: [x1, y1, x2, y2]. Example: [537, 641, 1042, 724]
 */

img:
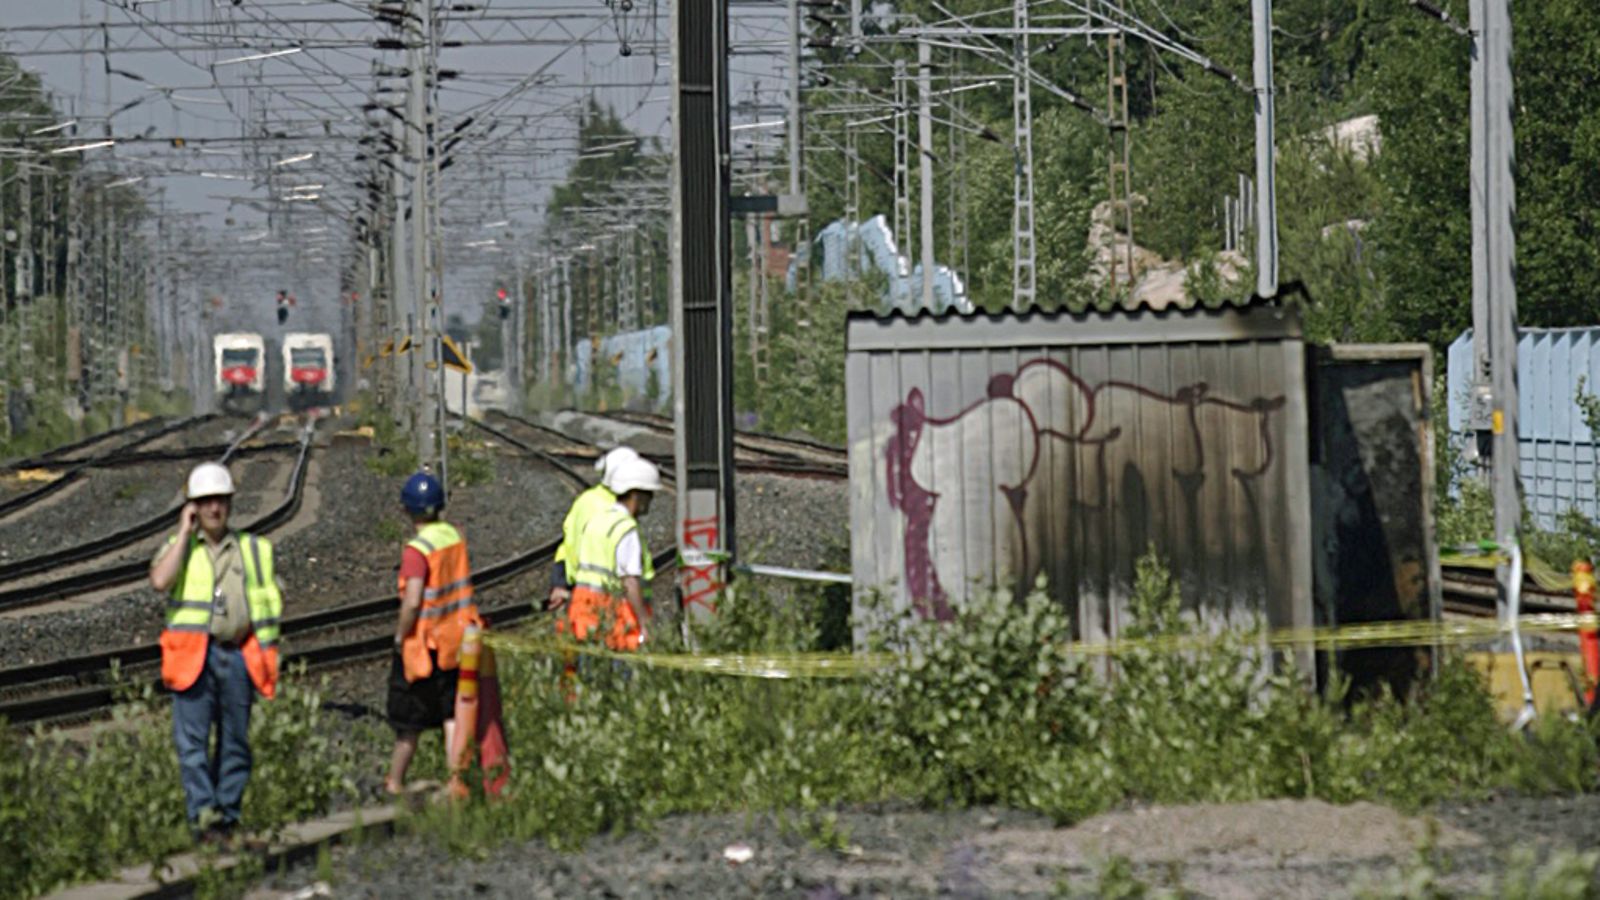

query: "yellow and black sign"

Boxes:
[377, 338, 396, 358]
[396, 336, 413, 355]
[440, 334, 473, 374]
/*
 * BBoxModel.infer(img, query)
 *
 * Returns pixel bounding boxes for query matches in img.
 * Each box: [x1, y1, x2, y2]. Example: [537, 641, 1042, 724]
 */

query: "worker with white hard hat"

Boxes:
[149, 461, 285, 846]
[562, 455, 662, 651]
[546, 445, 642, 611]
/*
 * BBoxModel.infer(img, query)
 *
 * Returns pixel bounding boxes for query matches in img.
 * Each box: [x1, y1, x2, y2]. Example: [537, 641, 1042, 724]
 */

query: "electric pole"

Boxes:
[1468, 0, 1519, 620]
[671, 0, 738, 619]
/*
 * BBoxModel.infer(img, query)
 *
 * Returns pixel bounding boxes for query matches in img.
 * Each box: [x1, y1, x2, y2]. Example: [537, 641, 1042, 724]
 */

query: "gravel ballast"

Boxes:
[251, 795, 1600, 898]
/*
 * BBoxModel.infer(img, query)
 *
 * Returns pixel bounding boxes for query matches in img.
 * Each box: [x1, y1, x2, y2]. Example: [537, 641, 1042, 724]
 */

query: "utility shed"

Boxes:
[845, 301, 1315, 652]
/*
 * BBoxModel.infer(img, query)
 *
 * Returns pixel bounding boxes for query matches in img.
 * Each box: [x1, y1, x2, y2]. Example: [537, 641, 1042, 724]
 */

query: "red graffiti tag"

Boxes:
[680, 515, 724, 612]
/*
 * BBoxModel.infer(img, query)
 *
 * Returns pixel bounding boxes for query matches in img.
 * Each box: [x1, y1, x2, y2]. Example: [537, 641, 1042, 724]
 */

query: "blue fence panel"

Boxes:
[1447, 327, 1600, 529]
[572, 325, 672, 410]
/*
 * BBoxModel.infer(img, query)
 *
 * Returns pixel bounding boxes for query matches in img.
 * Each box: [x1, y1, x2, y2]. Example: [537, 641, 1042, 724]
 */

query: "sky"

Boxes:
[1, 0, 788, 336]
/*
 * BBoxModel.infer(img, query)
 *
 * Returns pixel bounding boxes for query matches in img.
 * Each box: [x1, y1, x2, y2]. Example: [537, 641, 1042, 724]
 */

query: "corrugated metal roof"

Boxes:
[847, 281, 1304, 319]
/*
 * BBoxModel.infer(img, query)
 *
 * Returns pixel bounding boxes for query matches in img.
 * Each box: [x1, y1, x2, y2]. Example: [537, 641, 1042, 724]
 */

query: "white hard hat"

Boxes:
[603, 456, 662, 495]
[594, 445, 642, 476]
[186, 462, 236, 499]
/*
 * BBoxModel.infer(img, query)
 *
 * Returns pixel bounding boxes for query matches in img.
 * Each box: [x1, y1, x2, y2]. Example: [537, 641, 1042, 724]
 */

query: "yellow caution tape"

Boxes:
[483, 612, 1600, 680]
[484, 632, 888, 679]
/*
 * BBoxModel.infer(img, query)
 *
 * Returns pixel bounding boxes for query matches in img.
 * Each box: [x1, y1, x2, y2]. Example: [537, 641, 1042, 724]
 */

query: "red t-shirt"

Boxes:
[400, 546, 429, 583]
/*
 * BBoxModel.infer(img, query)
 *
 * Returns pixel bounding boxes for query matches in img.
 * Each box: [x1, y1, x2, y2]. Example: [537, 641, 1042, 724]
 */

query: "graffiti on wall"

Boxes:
[885, 357, 1287, 620]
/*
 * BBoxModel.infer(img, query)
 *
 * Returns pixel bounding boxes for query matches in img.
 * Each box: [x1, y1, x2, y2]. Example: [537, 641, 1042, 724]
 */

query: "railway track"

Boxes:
[1, 414, 174, 473]
[588, 407, 846, 465]
[0, 414, 220, 520]
[0, 415, 276, 584]
[492, 410, 848, 480]
[0, 419, 670, 728]
[0, 417, 316, 613]
[1440, 564, 1575, 617]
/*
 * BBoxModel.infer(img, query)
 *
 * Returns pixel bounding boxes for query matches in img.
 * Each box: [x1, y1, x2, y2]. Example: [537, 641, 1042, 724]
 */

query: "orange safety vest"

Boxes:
[159, 532, 284, 698]
[398, 521, 480, 682]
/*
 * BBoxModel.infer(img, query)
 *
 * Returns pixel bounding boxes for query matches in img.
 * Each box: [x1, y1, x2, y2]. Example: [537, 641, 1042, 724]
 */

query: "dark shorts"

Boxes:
[386, 650, 459, 733]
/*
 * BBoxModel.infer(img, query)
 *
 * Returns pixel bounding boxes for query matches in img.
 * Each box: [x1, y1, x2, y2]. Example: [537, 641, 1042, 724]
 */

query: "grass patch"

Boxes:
[373, 517, 407, 545]
[410, 551, 1599, 857]
[0, 672, 370, 900]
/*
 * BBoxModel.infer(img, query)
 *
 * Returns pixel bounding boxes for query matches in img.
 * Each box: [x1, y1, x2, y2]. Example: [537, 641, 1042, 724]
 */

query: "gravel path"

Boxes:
[251, 796, 1600, 899]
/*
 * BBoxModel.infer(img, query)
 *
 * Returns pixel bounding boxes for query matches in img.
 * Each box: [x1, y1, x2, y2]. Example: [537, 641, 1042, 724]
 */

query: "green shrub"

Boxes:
[0, 675, 364, 900]
[409, 550, 1598, 860]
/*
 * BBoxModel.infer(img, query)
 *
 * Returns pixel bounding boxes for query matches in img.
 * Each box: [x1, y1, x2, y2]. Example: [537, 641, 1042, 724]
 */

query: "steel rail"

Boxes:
[41, 440, 299, 471]
[0, 429, 626, 726]
[483, 412, 846, 480]
[589, 407, 847, 461]
[0, 418, 278, 583]
[0, 547, 681, 727]
[0, 422, 316, 613]
[1, 416, 168, 473]
[0, 415, 218, 519]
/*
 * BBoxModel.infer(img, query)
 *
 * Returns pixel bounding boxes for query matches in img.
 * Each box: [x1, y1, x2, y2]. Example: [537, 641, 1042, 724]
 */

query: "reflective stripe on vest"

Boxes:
[160, 531, 283, 697]
[398, 521, 480, 680]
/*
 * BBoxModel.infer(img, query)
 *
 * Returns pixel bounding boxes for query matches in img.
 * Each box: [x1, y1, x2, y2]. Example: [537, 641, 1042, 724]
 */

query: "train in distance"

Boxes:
[282, 331, 335, 411]
[213, 332, 267, 414]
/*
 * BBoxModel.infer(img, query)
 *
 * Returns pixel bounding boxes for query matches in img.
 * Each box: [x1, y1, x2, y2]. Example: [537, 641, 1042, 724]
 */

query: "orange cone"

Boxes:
[449, 623, 482, 799]
[476, 643, 510, 797]
[1574, 561, 1597, 709]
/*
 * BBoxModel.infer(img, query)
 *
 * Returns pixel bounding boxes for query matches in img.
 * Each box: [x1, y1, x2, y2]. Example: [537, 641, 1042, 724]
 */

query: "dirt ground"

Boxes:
[249, 794, 1600, 899]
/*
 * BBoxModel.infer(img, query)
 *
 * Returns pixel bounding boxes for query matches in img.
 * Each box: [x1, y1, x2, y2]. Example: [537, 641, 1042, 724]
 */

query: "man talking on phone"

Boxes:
[149, 461, 285, 845]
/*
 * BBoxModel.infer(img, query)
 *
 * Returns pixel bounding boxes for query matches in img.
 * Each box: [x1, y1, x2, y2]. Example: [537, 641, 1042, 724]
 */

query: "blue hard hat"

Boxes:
[401, 471, 445, 515]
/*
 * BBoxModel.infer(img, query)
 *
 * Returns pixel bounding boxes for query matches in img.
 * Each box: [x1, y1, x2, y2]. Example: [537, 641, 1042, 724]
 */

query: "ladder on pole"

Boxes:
[1106, 18, 1136, 292]
[1011, 0, 1038, 311]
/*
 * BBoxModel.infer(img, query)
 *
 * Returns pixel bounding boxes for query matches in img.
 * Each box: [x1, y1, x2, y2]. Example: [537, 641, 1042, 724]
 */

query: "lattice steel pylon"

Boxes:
[1011, 0, 1037, 311]
[893, 57, 913, 297]
[1106, 17, 1136, 292]
[845, 123, 860, 306]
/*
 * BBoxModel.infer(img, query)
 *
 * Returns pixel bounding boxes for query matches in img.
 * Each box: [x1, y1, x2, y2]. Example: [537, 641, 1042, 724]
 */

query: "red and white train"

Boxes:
[212, 332, 267, 413]
[282, 332, 336, 411]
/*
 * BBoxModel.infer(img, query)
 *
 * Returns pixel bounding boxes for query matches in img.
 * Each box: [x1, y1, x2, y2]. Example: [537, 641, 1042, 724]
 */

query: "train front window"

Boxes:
[290, 348, 326, 368]
[221, 349, 257, 367]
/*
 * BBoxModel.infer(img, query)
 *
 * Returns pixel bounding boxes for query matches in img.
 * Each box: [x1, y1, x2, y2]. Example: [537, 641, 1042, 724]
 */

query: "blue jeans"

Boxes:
[172, 642, 254, 826]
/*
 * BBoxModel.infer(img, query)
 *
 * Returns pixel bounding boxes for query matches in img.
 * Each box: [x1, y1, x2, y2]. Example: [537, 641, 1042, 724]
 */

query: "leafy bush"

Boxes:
[443, 435, 495, 489]
[413, 551, 1597, 857]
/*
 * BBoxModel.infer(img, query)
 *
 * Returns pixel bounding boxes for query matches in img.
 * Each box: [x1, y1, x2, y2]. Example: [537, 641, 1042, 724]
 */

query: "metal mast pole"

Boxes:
[391, 116, 412, 430]
[407, 0, 437, 467]
[845, 123, 859, 305]
[1469, 0, 1519, 619]
[1251, 0, 1279, 298]
[671, 0, 738, 618]
[892, 58, 911, 302]
[918, 39, 936, 308]
[1107, 15, 1134, 291]
[1011, 0, 1037, 311]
